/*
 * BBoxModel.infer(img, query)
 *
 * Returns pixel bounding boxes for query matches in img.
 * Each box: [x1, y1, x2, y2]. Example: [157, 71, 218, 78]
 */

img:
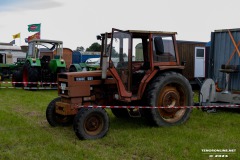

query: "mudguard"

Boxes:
[49, 59, 66, 73]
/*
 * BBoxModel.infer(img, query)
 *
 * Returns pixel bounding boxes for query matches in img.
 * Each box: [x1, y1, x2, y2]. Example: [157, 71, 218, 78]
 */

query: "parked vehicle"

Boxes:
[46, 28, 193, 140]
[12, 39, 66, 88]
[69, 51, 100, 72]
[0, 44, 26, 81]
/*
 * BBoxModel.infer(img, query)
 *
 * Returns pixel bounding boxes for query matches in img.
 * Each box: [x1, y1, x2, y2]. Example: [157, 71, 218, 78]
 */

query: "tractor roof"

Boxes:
[28, 39, 63, 44]
[127, 30, 177, 35]
[101, 29, 177, 38]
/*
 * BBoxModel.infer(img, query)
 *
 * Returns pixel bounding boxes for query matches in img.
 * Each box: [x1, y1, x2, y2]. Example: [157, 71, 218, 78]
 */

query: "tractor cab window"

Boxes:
[133, 39, 144, 62]
[153, 35, 176, 62]
[111, 31, 131, 68]
[111, 30, 131, 90]
[28, 42, 35, 58]
[56, 44, 63, 57]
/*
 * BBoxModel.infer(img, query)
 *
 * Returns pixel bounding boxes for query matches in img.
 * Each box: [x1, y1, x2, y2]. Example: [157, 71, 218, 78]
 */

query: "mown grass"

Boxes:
[0, 88, 240, 160]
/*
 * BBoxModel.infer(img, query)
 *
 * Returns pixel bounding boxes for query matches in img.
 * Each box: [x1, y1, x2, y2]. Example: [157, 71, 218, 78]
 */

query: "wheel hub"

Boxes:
[86, 117, 100, 131]
[158, 86, 183, 118]
[161, 89, 180, 113]
[84, 115, 103, 136]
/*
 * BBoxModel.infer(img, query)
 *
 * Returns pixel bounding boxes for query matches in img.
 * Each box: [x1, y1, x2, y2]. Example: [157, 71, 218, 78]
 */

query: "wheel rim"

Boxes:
[84, 114, 104, 136]
[157, 86, 187, 123]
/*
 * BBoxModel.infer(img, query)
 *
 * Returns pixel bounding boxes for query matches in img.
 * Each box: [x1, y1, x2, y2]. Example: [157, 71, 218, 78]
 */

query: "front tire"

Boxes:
[73, 108, 109, 140]
[144, 72, 193, 126]
[46, 97, 73, 126]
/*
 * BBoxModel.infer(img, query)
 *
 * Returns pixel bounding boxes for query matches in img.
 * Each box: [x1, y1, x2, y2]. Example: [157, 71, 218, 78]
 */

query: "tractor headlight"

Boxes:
[60, 83, 66, 93]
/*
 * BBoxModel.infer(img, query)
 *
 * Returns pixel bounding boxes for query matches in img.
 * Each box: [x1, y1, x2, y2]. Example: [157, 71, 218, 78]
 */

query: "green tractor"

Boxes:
[12, 39, 66, 88]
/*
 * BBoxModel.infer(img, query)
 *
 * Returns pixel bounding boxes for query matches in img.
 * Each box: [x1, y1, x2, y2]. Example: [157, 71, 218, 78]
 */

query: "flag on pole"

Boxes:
[28, 23, 41, 32]
[28, 32, 40, 42]
[12, 33, 20, 39]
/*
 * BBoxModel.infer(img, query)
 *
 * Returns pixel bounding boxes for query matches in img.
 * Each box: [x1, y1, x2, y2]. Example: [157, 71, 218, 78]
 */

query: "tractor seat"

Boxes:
[41, 55, 51, 63]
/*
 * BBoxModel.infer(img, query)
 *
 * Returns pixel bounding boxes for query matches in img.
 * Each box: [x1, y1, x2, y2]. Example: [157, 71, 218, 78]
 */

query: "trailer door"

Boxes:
[194, 47, 205, 77]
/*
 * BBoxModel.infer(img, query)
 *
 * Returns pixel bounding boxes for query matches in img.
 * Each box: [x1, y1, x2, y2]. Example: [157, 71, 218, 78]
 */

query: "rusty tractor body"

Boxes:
[46, 28, 193, 140]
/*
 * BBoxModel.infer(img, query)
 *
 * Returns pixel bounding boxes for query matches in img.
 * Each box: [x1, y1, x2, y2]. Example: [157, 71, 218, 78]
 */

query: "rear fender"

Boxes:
[50, 59, 66, 72]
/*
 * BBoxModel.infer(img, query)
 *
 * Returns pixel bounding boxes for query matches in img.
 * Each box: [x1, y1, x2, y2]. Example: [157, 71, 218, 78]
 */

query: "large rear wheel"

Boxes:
[22, 62, 38, 88]
[144, 72, 193, 126]
[73, 108, 109, 140]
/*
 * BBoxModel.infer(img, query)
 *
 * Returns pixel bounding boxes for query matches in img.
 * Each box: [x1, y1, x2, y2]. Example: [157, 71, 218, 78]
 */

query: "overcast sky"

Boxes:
[0, 0, 239, 50]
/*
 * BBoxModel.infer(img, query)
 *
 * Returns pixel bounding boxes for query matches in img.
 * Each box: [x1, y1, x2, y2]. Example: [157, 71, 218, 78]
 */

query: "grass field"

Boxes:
[0, 88, 240, 160]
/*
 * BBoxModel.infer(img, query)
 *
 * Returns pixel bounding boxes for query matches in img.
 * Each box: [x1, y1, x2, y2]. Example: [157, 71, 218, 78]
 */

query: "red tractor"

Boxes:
[46, 28, 193, 140]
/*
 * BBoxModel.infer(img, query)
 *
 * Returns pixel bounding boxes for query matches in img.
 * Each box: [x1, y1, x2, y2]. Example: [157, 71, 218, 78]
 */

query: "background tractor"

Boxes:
[69, 57, 100, 72]
[12, 39, 66, 88]
[46, 28, 193, 140]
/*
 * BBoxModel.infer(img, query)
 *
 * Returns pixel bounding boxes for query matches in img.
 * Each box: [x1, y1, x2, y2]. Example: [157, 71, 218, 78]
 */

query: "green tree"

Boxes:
[76, 46, 85, 52]
[86, 42, 101, 51]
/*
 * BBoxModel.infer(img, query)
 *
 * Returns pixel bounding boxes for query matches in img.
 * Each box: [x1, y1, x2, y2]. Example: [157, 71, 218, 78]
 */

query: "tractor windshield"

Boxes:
[110, 30, 132, 90]
[29, 41, 63, 59]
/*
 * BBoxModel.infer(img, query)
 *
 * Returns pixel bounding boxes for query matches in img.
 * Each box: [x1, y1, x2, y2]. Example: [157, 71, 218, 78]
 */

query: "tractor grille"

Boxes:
[58, 73, 69, 96]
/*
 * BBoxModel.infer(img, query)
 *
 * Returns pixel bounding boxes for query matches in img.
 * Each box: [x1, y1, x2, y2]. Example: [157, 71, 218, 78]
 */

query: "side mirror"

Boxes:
[96, 35, 102, 40]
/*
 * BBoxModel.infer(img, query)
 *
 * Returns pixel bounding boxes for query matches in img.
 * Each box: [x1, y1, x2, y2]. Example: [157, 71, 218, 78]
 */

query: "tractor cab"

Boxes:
[99, 28, 184, 101]
[27, 39, 64, 69]
[52, 28, 192, 140]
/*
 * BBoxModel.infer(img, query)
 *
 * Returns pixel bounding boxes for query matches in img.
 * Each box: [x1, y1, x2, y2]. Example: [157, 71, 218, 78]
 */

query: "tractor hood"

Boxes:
[58, 70, 115, 98]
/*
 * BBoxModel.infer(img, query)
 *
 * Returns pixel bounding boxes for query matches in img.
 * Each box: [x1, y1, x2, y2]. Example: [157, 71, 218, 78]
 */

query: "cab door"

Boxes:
[110, 29, 132, 92]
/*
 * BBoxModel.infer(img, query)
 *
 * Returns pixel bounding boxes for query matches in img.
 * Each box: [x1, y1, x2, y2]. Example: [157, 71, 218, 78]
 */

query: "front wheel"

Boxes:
[73, 108, 109, 140]
[46, 97, 73, 126]
[144, 72, 193, 126]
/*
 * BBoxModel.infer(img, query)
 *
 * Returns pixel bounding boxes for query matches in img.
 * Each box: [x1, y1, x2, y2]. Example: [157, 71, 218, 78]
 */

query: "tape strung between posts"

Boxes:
[77, 105, 240, 109]
[1, 81, 240, 109]
[0, 81, 57, 85]
[0, 81, 58, 89]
